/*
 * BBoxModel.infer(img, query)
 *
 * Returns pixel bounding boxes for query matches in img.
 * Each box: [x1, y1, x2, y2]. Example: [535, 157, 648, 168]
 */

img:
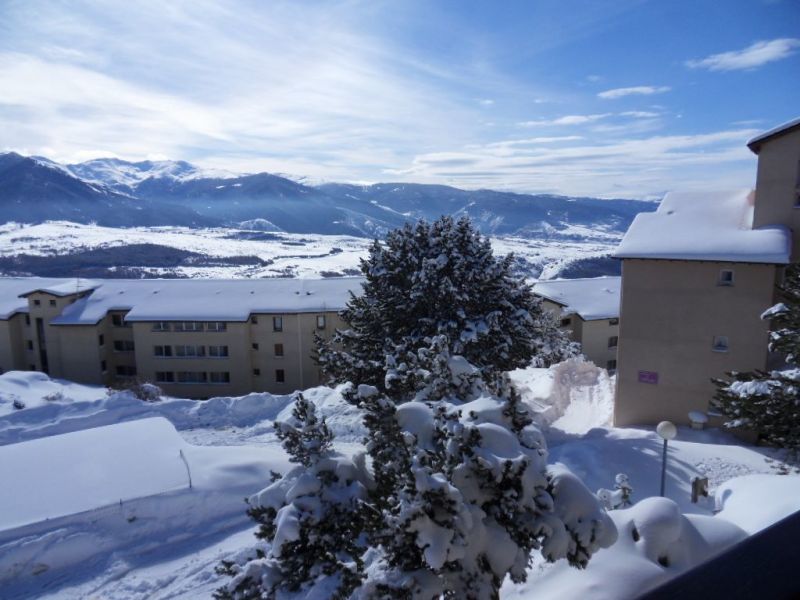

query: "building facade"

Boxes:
[533, 276, 621, 371]
[0, 278, 360, 398]
[613, 118, 799, 426]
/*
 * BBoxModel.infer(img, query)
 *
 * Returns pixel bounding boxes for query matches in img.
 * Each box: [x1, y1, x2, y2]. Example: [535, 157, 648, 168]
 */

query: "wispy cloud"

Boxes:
[387, 129, 759, 198]
[686, 38, 800, 71]
[597, 86, 670, 99]
[518, 114, 611, 127]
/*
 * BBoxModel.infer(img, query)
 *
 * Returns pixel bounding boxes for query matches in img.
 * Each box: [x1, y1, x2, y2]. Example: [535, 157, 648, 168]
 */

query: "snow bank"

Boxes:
[0, 371, 365, 446]
[715, 474, 800, 534]
[510, 358, 614, 432]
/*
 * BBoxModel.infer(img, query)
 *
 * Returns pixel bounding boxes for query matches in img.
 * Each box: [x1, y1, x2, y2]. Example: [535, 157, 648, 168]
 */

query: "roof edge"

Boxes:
[747, 117, 800, 154]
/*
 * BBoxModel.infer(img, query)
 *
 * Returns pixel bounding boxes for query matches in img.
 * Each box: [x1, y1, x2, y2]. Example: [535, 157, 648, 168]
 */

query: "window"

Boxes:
[98, 334, 105, 346]
[206, 322, 227, 332]
[273, 316, 283, 332]
[316, 315, 326, 329]
[49, 299, 56, 307]
[177, 371, 207, 383]
[25, 315, 30, 326]
[275, 369, 285, 383]
[253, 368, 261, 376]
[609, 318, 619, 326]
[112, 314, 126, 327]
[154, 345, 173, 357]
[560, 317, 572, 327]
[155, 371, 175, 383]
[175, 345, 205, 357]
[274, 343, 284, 357]
[608, 336, 618, 348]
[33, 299, 41, 306]
[210, 371, 231, 384]
[718, 270, 735, 286]
[252, 343, 259, 350]
[113, 340, 135, 352]
[209, 345, 229, 357]
[606, 360, 617, 372]
[152, 321, 171, 332]
[26, 340, 33, 350]
[115, 365, 137, 377]
[100, 360, 107, 373]
[174, 321, 203, 332]
[251, 316, 258, 324]
[712, 336, 729, 352]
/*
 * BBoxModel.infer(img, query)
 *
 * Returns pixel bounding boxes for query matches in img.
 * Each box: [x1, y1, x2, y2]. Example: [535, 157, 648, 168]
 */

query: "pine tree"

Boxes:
[313, 217, 612, 599]
[713, 264, 800, 457]
[214, 394, 370, 599]
[316, 216, 578, 399]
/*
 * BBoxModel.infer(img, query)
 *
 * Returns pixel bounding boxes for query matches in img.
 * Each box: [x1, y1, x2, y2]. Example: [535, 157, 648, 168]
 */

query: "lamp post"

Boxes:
[656, 420, 677, 497]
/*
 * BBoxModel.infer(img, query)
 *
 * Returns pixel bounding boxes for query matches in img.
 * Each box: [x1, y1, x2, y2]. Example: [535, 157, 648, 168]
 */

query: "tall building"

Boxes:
[613, 118, 799, 426]
[0, 277, 361, 398]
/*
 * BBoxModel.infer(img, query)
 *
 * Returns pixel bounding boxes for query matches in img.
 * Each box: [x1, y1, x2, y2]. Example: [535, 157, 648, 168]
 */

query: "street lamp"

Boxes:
[656, 420, 677, 497]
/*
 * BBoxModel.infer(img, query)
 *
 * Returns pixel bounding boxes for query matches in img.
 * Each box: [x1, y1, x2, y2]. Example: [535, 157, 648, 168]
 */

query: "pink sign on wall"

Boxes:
[638, 370, 658, 384]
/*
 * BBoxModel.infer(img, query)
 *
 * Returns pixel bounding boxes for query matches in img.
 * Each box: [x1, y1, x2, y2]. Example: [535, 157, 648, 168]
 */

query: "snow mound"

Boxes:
[503, 496, 746, 599]
[0, 371, 107, 417]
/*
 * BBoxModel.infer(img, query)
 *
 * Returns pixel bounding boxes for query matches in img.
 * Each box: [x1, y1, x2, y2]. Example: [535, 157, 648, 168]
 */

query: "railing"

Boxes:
[637, 509, 800, 599]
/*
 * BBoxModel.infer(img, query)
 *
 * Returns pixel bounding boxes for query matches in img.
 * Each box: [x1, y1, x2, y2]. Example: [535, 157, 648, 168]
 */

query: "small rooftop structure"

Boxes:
[0, 277, 364, 323]
[533, 276, 621, 320]
[0, 277, 68, 319]
[613, 189, 791, 264]
[747, 116, 800, 154]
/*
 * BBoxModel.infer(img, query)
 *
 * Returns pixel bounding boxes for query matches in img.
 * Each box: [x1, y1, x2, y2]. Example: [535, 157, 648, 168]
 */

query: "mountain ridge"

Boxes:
[0, 152, 657, 237]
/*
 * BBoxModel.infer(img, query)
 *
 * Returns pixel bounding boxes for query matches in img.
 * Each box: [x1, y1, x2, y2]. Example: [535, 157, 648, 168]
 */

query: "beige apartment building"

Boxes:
[613, 118, 799, 426]
[533, 277, 621, 371]
[0, 277, 362, 398]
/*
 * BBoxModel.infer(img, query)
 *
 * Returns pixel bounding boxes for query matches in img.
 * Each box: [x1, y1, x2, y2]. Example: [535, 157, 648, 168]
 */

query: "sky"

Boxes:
[1, 0, 798, 199]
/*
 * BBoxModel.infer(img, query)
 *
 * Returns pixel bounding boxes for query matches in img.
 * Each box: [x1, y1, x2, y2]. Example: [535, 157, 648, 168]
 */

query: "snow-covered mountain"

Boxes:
[0, 153, 657, 238]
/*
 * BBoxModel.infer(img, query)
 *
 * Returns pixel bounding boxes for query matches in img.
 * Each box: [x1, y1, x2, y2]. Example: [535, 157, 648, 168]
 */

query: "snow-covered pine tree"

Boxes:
[316, 216, 578, 398]
[312, 217, 613, 598]
[214, 393, 370, 600]
[713, 264, 800, 457]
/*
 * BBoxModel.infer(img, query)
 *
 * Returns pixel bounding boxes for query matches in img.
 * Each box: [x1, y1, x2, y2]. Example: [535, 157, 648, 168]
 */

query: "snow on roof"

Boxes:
[613, 189, 791, 264]
[48, 277, 364, 324]
[0, 277, 79, 319]
[0, 417, 188, 531]
[747, 116, 800, 154]
[18, 279, 101, 298]
[533, 276, 621, 320]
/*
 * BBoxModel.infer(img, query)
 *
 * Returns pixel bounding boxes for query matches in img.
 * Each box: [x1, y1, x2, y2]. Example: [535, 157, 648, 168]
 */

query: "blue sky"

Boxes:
[1, 0, 798, 198]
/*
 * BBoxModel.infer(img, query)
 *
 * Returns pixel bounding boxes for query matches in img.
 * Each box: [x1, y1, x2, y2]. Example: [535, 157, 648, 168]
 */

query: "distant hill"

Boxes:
[0, 153, 657, 237]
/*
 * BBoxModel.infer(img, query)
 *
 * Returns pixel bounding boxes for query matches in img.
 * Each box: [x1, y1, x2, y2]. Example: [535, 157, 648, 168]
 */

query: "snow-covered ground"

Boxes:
[0, 363, 797, 599]
[0, 221, 618, 280]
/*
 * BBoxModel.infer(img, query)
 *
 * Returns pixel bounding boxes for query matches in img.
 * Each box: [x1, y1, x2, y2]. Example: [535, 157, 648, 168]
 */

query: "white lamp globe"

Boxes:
[657, 420, 677, 441]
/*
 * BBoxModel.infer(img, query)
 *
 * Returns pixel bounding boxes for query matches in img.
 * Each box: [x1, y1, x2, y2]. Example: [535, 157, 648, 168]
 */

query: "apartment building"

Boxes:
[533, 276, 620, 371]
[0, 277, 362, 398]
[612, 117, 799, 426]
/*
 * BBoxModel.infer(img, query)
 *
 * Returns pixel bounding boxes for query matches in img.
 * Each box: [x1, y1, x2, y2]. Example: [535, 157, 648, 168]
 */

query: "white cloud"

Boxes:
[477, 99, 495, 106]
[686, 38, 800, 71]
[388, 129, 759, 198]
[518, 114, 611, 127]
[620, 111, 660, 118]
[597, 86, 671, 99]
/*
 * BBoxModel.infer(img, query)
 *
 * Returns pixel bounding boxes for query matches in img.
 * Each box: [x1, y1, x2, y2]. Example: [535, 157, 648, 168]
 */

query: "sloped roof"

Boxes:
[613, 189, 791, 264]
[534, 276, 621, 320]
[0, 277, 363, 323]
[747, 116, 800, 154]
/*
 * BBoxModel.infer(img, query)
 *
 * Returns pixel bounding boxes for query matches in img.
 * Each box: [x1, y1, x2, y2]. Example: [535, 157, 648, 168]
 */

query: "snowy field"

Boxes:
[0, 221, 619, 280]
[0, 361, 798, 599]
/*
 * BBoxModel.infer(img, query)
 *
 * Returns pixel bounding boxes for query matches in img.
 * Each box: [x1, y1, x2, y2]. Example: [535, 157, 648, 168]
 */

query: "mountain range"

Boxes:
[0, 152, 657, 238]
